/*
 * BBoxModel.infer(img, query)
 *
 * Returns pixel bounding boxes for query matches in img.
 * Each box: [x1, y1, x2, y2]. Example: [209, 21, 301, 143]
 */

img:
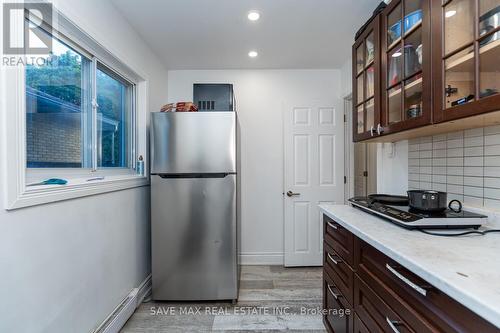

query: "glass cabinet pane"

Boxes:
[404, 75, 423, 119]
[387, 3, 402, 47]
[479, 0, 500, 37]
[444, 46, 475, 108]
[366, 99, 375, 131]
[357, 75, 364, 104]
[357, 105, 365, 134]
[366, 32, 375, 65]
[404, 0, 423, 34]
[356, 45, 364, 74]
[388, 46, 403, 87]
[444, 0, 474, 55]
[404, 27, 422, 78]
[366, 66, 375, 99]
[479, 37, 500, 99]
[388, 85, 402, 123]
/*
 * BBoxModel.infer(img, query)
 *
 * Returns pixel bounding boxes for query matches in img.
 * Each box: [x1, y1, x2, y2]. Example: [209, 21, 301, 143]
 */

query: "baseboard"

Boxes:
[238, 252, 284, 265]
[93, 274, 152, 333]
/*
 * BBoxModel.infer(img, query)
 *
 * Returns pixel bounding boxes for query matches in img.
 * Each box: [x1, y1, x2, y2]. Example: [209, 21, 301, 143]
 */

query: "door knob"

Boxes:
[286, 191, 300, 197]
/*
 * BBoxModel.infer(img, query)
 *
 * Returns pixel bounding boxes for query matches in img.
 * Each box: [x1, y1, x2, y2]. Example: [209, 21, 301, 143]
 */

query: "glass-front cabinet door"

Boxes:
[433, 0, 500, 122]
[381, 0, 432, 133]
[352, 15, 381, 142]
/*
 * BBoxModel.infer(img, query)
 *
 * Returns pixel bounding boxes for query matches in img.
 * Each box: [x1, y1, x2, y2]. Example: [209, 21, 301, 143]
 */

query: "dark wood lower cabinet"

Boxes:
[322, 214, 499, 333]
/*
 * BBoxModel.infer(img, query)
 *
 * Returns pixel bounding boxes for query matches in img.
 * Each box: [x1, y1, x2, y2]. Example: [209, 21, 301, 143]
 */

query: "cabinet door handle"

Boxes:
[386, 263, 427, 297]
[327, 252, 343, 265]
[370, 125, 376, 137]
[327, 284, 341, 300]
[326, 221, 338, 230]
[377, 123, 384, 135]
[386, 317, 403, 333]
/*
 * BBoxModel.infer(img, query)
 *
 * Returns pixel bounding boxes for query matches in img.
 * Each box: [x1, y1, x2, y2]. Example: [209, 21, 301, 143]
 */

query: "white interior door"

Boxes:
[284, 101, 344, 266]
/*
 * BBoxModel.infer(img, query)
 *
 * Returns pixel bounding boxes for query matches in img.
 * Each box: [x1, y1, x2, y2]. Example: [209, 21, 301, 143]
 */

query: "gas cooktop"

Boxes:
[348, 196, 487, 230]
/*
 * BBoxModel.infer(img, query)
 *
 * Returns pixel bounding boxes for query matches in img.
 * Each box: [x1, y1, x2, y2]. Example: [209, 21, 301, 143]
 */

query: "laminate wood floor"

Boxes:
[121, 265, 326, 333]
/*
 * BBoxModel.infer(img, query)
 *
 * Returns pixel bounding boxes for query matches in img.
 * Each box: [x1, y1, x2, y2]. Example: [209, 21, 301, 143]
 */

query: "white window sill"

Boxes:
[6, 175, 149, 210]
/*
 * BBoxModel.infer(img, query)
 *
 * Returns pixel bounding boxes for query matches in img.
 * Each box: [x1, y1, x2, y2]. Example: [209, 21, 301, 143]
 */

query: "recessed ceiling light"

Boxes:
[445, 10, 456, 18]
[248, 11, 260, 21]
[248, 51, 258, 58]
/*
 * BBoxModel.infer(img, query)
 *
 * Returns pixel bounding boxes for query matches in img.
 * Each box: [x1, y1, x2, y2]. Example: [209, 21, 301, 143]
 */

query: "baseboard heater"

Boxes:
[93, 275, 152, 333]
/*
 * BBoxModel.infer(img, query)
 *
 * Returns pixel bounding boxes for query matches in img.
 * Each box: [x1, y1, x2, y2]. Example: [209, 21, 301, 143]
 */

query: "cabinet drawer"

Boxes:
[354, 275, 414, 333]
[355, 239, 499, 333]
[324, 241, 354, 306]
[324, 214, 354, 266]
[323, 269, 354, 333]
[353, 313, 370, 333]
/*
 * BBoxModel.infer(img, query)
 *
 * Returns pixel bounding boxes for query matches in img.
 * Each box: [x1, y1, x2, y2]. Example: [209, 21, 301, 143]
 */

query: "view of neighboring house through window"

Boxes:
[25, 20, 134, 170]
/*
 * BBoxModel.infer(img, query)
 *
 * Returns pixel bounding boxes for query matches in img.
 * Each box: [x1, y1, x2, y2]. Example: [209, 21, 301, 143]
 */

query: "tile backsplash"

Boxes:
[408, 125, 500, 210]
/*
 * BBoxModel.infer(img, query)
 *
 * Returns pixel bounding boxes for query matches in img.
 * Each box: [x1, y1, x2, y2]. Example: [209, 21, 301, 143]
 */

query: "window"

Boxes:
[25, 18, 135, 172]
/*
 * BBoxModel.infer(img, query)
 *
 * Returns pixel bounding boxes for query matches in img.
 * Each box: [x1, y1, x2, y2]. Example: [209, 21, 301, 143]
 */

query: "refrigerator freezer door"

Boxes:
[151, 174, 237, 300]
[151, 112, 236, 174]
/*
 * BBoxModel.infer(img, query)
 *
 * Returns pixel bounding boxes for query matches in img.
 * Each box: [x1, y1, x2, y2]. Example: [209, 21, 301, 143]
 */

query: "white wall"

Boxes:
[0, 0, 168, 332]
[167, 69, 341, 264]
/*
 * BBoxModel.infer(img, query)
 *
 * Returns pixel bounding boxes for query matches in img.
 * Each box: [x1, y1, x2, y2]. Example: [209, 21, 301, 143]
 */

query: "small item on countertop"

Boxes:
[87, 176, 105, 182]
[175, 102, 198, 112]
[136, 155, 145, 176]
[27, 178, 68, 186]
[160, 103, 175, 112]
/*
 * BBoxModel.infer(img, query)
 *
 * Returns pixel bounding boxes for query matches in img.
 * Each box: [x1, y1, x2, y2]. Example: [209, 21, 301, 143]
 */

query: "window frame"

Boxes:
[1, 4, 149, 210]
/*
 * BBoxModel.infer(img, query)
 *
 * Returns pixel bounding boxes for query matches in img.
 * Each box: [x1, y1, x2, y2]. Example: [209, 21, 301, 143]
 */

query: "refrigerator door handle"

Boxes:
[158, 173, 233, 179]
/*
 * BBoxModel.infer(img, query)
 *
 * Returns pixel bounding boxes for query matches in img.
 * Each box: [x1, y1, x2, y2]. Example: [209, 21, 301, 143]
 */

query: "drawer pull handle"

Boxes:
[327, 284, 341, 300]
[327, 221, 338, 230]
[386, 263, 427, 297]
[327, 252, 342, 265]
[386, 317, 403, 333]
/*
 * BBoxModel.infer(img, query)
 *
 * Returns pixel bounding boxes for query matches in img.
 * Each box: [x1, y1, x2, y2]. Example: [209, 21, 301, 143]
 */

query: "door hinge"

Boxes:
[344, 176, 347, 184]
[344, 114, 347, 123]
[363, 171, 368, 177]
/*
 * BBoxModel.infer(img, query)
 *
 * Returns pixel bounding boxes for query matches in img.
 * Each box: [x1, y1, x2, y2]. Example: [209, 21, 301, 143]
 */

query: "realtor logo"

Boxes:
[3, 2, 52, 55]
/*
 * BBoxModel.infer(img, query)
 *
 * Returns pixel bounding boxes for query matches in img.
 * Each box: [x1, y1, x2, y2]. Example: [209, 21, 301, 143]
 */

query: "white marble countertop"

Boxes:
[319, 204, 500, 329]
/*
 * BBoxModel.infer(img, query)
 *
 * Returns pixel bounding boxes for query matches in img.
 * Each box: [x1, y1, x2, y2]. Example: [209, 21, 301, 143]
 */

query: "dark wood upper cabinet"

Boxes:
[380, 0, 433, 134]
[352, 15, 381, 142]
[432, 0, 500, 123]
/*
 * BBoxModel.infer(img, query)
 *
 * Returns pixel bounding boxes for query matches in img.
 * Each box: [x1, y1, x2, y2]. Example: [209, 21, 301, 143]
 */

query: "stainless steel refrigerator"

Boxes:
[150, 111, 238, 301]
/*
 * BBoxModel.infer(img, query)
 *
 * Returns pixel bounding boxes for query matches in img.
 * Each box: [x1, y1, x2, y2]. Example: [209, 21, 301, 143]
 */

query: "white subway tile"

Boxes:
[420, 166, 432, 174]
[484, 188, 500, 200]
[464, 196, 483, 207]
[484, 145, 500, 156]
[420, 142, 432, 150]
[432, 149, 446, 158]
[484, 134, 500, 146]
[432, 175, 447, 183]
[409, 158, 419, 166]
[420, 158, 432, 166]
[432, 183, 447, 192]
[447, 175, 463, 185]
[432, 158, 446, 166]
[420, 174, 432, 182]
[420, 182, 432, 189]
[433, 141, 447, 150]
[432, 166, 447, 175]
[463, 186, 483, 198]
[464, 167, 484, 177]
[409, 151, 419, 159]
[447, 148, 464, 157]
[420, 136, 432, 143]
[409, 181, 419, 188]
[464, 176, 483, 187]
[464, 156, 483, 166]
[485, 156, 500, 167]
[409, 144, 419, 152]
[447, 138, 464, 149]
[409, 173, 419, 181]
[484, 167, 500, 177]
[419, 150, 432, 158]
[447, 157, 464, 166]
[484, 198, 500, 210]
[408, 166, 419, 173]
[483, 177, 500, 189]
[447, 166, 464, 175]
[464, 128, 484, 137]
[448, 193, 464, 202]
[484, 125, 500, 135]
[464, 136, 483, 147]
[433, 134, 447, 142]
[464, 147, 483, 157]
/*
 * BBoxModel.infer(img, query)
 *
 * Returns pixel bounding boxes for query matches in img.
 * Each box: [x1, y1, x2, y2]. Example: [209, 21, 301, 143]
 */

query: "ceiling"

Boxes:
[111, 0, 381, 70]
